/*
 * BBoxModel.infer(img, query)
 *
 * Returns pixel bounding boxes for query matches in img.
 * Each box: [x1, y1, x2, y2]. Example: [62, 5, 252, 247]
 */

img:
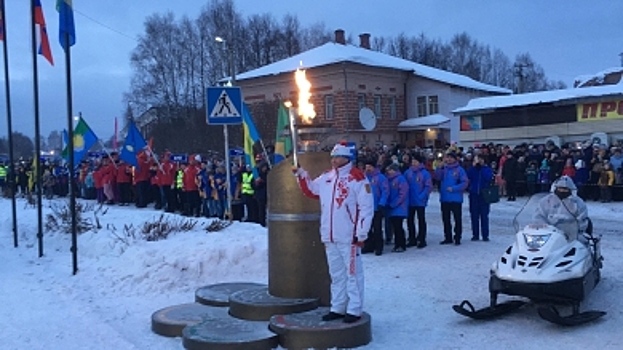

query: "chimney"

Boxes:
[334, 29, 346, 45]
[359, 33, 371, 49]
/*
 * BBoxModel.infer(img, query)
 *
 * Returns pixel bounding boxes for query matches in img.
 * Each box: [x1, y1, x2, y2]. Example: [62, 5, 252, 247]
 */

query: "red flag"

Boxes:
[34, 0, 54, 65]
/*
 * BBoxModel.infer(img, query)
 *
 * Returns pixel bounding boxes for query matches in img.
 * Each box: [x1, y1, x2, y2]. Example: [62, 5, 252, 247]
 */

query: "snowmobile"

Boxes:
[452, 194, 605, 326]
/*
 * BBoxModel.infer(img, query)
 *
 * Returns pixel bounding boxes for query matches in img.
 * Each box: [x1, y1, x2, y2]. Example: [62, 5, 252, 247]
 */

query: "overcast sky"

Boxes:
[1, 0, 622, 142]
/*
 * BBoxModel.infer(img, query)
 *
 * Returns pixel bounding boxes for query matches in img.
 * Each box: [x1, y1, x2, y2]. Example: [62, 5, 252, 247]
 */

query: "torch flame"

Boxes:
[295, 68, 316, 124]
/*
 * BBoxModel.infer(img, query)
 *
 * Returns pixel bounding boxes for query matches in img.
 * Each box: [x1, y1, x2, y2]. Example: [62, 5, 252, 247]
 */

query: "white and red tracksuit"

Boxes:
[295, 162, 374, 316]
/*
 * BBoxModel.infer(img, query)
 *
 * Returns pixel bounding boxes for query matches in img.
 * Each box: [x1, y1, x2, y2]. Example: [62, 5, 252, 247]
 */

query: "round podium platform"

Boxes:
[151, 303, 229, 337]
[269, 307, 371, 349]
[195, 282, 266, 307]
[228, 286, 318, 321]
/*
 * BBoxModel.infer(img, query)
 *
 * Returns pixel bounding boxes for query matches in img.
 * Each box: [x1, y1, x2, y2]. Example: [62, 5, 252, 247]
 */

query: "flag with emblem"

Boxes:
[71, 117, 98, 163]
[120, 120, 147, 167]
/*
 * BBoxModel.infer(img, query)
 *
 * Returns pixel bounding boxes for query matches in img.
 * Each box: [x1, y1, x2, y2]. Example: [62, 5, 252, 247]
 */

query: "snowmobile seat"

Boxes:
[586, 218, 593, 236]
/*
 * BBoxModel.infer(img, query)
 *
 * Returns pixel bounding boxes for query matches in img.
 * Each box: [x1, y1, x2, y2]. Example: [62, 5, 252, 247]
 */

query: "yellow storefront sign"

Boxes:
[577, 100, 623, 121]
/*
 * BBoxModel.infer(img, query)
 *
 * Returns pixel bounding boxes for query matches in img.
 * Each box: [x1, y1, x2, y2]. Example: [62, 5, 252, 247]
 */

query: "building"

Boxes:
[454, 67, 623, 147]
[234, 30, 510, 149]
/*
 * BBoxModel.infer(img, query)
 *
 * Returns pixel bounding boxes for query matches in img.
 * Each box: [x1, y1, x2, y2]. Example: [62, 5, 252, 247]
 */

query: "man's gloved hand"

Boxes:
[291, 163, 303, 176]
[352, 236, 365, 247]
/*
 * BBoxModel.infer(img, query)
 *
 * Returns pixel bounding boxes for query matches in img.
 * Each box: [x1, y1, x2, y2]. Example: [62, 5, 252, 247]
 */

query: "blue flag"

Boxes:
[120, 121, 147, 167]
[56, 0, 75, 51]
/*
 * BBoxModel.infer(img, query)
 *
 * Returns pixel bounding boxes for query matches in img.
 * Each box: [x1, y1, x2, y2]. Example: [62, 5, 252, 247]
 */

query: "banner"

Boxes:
[577, 100, 623, 122]
[460, 116, 482, 131]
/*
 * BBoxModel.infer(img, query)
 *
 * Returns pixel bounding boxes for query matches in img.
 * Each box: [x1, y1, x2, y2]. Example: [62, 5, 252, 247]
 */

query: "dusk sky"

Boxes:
[1, 0, 622, 142]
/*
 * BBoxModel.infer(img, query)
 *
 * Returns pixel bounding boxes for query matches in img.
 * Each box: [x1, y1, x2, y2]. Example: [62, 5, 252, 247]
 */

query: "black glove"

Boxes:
[352, 236, 364, 247]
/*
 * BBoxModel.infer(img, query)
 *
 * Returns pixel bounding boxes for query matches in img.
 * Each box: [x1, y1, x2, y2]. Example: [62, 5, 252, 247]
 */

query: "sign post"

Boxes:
[207, 86, 243, 219]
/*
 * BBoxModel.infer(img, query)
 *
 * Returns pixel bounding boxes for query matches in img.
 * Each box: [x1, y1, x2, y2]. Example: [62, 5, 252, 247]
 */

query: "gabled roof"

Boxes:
[453, 80, 623, 115]
[234, 42, 511, 94]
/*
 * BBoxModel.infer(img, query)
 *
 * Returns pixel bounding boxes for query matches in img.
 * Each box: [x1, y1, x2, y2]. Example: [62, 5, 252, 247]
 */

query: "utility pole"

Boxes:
[513, 63, 532, 94]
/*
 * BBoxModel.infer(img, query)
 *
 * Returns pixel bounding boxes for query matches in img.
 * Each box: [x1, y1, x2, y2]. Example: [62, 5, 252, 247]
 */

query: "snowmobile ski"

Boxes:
[452, 300, 525, 320]
[537, 305, 606, 326]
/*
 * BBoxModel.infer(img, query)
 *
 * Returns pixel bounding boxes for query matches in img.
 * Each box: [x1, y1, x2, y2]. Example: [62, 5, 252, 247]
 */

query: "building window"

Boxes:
[325, 95, 334, 120]
[358, 93, 366, 110]
[389, 96, 397, 119]
[428, 95, 439, 115]
[417, 96, 427, 117]
[374, 95, 382, 118]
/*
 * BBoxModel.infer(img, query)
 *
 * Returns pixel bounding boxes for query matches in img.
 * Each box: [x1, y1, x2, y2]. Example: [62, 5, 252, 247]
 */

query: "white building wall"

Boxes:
[406, 77, 503, 143]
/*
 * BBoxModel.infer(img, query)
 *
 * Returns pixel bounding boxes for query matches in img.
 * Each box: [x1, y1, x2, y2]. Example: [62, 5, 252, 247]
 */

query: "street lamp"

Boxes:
[215, 35, 235, 219]
[214, 36, 235, 85]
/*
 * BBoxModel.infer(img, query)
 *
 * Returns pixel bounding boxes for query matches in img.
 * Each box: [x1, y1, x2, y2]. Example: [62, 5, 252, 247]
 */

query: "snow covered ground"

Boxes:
[0, 193, 622, 350]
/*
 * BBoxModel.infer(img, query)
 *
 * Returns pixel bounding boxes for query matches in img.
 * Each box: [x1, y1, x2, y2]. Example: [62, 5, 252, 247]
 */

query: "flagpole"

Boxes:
[97, 139, 117, 169]
[63, 32, 78, 275]
[113, 117, 118, 152]
[30, 0, 44, 257]
[1, 0, 18, 248]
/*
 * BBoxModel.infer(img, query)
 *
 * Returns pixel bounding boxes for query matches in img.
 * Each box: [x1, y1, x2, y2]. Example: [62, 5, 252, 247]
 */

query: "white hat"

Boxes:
[330, 142, 352, 159]
[194, 154, 202, 162]
[552, 175, 577, 191]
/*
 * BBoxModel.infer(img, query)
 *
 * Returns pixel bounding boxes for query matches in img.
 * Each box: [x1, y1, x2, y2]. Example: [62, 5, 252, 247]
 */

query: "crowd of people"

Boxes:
[0, 140, 621, 248]
[0, 150, 271, 228]
[348, 140, 623, 255]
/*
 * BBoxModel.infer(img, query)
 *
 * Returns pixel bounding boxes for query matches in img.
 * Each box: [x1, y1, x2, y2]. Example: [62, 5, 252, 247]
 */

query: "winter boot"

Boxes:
[321, 312, 345, 321]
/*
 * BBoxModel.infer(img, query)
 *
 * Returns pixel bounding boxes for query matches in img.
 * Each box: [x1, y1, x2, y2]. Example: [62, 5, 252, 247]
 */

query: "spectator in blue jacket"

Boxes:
[435, 152, 468, 245]
[404, 155, 433, 248]
[467, 154, 494, 241]
[386, 163, 409, 252]
[363, 159, 389, 256]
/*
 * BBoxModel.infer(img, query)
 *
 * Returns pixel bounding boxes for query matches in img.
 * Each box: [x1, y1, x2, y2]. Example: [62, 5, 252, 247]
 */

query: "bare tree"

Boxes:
[47, 130, 62, 152]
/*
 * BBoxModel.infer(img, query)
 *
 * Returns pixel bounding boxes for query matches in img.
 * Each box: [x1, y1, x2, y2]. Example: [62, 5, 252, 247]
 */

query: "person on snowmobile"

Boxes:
[533, 175, 589, 242]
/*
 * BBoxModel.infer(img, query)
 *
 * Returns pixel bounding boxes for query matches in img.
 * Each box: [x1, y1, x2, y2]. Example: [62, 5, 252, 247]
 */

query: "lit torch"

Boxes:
[288, 66, 316, 166]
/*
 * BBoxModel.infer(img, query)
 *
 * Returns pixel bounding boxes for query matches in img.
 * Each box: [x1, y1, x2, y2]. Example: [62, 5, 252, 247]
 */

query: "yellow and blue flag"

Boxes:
[242, 104, 261, 170]
[56, 0, 75, 51]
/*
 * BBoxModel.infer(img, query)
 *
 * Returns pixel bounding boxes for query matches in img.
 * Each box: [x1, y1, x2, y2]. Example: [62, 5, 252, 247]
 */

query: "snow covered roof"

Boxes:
[574, 67, 623, 87]
[234, 42, 511, 94]
[397, 114, 450, 130]
[453, 80, 623, 115]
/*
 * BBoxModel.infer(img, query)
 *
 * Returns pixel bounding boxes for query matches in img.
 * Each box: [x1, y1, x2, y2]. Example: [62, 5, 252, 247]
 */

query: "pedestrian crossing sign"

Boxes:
[206, 87, 243, 125]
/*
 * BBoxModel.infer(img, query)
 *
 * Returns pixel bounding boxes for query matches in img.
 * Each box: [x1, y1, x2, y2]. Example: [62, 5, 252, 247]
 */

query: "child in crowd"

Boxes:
[598, 163, 615, 202]
[525, 161, 538, 196]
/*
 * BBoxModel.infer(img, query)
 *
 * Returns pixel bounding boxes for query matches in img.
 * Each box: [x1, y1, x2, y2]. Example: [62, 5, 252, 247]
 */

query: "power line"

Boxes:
[73, 8, 138, 42]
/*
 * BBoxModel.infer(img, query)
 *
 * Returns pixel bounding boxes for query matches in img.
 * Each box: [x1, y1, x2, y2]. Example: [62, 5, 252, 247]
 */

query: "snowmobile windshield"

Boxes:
[513, 193, 581, 242]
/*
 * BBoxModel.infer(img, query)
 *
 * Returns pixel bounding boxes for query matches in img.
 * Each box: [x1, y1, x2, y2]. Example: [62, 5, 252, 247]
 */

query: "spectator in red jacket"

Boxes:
[135, 150, 152, 208]
[159, 151, 177, 212]
[116, 160, 132, 206]
[182, 154, 201, 216]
